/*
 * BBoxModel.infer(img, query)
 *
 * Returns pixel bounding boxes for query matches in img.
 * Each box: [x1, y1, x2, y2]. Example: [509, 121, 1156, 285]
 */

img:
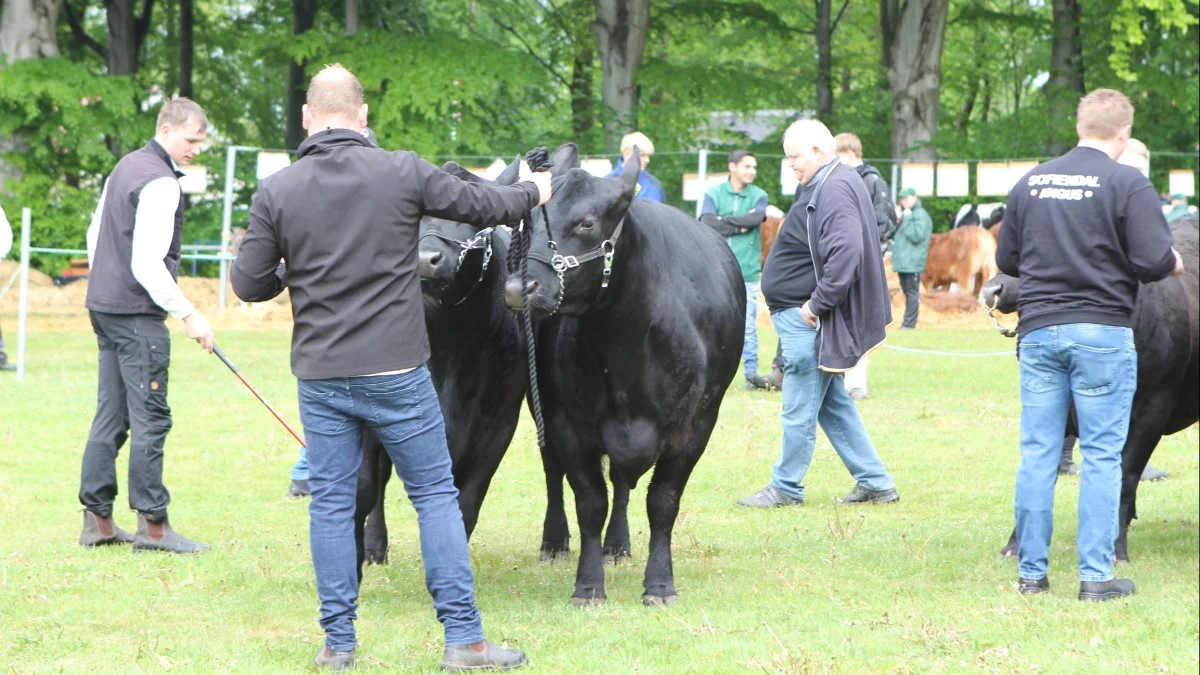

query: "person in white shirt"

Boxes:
[0, 201, 13, 370]
[77, 98, 213, 553]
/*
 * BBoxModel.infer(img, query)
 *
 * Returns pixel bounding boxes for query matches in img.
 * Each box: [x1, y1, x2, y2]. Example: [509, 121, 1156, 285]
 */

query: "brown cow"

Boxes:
[760, 216, 784, 268]
[922, 225, 998, 296]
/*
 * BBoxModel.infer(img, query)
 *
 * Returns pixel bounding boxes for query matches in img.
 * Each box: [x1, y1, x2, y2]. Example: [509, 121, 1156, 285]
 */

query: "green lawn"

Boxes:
[0, 326, 1196, 673]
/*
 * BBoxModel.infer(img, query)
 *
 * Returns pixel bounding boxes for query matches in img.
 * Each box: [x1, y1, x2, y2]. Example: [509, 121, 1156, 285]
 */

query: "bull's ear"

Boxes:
[495, 155, 522, 185]
[550, 143, 580, 176]
[620, 146, 642, 196]
[442, 161, 485, 184]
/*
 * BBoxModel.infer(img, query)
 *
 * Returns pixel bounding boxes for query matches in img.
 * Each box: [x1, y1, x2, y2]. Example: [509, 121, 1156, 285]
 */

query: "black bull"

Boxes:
[982, 216, 1198, 562]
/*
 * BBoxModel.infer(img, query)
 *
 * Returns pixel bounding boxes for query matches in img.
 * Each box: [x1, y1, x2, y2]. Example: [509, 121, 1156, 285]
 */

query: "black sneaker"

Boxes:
[841, 485, 899, 504]
[287, 479, 311, 498]
[314, 647, 356, 671]
[441, 640, 527, 672]
[1079, 578, 1136, 602]
[0, 362, 15, 372]
[744, 374, 773, 390]
[1018, 577, 1049, 595]
[737, 485, 803, 508]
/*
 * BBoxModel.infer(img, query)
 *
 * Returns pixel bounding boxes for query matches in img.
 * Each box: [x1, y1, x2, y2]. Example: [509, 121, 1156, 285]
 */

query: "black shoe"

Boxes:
[314, 647, 356, 671]
[1079, 578, 1136, 602]
[78, 510, 135, 547]
[1018, 577, 1049, 595]
[744, 374, 773, 391]
[1140, 465, 1169, 482]
[737, 485, 803, 508]
[441, 640, 527, 672]
[841, 485, 899, 504]
[0, 362, 15, 372]
[287, 479, 311, 498]
[131, 514, 209, 554]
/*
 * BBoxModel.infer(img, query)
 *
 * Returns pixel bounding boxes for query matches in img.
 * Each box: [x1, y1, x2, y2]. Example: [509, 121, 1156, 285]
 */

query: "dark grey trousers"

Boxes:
[0, 322, 10, 365]
[898, 273, 921, 328]
[79, 311, 173, 521]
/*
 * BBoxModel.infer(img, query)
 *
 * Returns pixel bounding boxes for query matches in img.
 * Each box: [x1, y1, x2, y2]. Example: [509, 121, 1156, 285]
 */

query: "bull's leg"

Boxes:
[642, 448, 704, 607]
[361, 433, 392, 567]
[602, 464, 632, 562]
[1059, 435, 1079, 475]
[566, 457, 609, 606]
[539, 442, 572, 562]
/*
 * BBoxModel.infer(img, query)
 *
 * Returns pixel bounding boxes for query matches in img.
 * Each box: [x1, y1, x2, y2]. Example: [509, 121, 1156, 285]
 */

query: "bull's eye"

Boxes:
[576, 219, 595, 232]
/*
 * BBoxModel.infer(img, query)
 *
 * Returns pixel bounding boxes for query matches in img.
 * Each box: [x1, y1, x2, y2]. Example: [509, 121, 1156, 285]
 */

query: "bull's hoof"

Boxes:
[642, 594, 679, 607]
[1058, 462, 1079, 476]
[570, 594, 606, 608]
[1000, 544, 1018, 559]
[1140, 465, 1169, 482]
[365, 549, 388, 565]
[539, 547, 572, 563]
[605, 552, 633, 565]
[602, 544, 631, 563]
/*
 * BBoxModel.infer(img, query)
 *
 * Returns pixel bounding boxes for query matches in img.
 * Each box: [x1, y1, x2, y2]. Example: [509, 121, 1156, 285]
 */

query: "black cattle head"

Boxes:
[979, 272, 1018, 314]
[505, 145, 636, 317]
[417, 158, 519, 302]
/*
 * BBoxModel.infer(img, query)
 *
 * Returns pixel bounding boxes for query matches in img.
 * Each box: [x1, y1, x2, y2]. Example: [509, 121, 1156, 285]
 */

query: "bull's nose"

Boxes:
[504, 278, 539, 309]
[418, 250, 443, 279]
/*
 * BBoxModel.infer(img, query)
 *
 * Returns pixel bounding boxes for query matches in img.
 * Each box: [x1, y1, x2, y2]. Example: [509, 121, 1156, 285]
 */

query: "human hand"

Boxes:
[184, 312, 215, 353]
[800, 302, 818, 328]
[1172, 247, 1184, 276]
[527, 171, 552, 206]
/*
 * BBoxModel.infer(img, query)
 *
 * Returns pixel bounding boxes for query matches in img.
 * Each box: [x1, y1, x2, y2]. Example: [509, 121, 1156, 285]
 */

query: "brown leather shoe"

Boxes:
[79, 510, 134, 547]
[132, 514, 209, 554]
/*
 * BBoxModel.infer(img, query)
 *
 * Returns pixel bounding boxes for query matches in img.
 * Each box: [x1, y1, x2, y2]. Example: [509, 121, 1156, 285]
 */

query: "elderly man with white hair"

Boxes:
[738, 120, 899, 508]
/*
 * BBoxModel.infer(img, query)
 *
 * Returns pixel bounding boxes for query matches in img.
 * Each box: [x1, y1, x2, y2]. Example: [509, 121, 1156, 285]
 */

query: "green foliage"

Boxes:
[1108, 0, 1198, 82]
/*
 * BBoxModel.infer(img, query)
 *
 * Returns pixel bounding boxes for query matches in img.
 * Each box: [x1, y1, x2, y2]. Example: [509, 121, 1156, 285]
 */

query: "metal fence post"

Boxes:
[219, 144, 237, 313]
[16, 208, 30, 382]
[695, 148, 709, 219]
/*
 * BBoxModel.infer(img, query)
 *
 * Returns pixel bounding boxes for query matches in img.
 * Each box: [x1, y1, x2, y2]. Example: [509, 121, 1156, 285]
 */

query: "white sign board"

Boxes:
[682, 172, 728, 202]
[178, 165, 207, 195]
[977, 161, 1039, 196]
[256, 152, 291, 180]
[1169, 169, 1195, 197]
[780, 159, 798, 197]
[936, 162, 969, 197]
[580, 158, 614, 177]
[900, 162, 935, 196]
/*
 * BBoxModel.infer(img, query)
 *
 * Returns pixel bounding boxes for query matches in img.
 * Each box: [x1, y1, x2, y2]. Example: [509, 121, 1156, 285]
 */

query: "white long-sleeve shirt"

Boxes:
[87, 177, 197, 320]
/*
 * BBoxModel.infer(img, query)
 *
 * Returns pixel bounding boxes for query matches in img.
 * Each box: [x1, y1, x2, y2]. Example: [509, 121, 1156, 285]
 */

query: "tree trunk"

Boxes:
[881, 0, 949, 160]
[286, 0, 319, 150]
[571, 46, 595, 138]
[1046, 0, 1084, 155]
[106, 0, 140, 75]
[179, 0, 193, 98]
[592, 0, 650, 152]
[981, 74, 992, 123]
[815, 0, 833, 119]
[0, 0, 62, 60]
[840, 66, 852, 94]
[345, 0, 358, 35]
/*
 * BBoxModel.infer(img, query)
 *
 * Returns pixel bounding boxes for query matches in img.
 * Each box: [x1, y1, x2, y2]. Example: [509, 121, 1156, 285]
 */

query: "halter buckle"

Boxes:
[553, 255, 580, 272]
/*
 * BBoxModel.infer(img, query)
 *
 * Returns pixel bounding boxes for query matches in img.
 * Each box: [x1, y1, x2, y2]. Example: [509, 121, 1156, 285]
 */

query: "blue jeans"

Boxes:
[291, 445, 309, 481]
[297, 366, 483, 652]
[1015, 324, 1136, 583]
[769, 308, 894, 500]
[744, 281, 760, 377]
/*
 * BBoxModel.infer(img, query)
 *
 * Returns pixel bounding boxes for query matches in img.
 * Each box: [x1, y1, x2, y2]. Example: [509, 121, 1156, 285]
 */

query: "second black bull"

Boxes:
[982, 216, 1198, 562]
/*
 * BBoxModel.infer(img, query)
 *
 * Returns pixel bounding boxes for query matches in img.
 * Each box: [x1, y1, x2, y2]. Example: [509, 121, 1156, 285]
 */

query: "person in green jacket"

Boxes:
[891, 187, 932, 329]
[1165, 193, 1191, 223]
[700, 150, 772, 389]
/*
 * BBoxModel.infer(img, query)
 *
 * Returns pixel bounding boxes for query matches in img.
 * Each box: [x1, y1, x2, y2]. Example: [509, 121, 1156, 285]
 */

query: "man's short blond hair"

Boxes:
[834, 133, 863, 159]
[156, 97, 208, 132]
[1076, 88, 1134, 141]
[307, 64, 365, 118]
[619, 132, 655, 156]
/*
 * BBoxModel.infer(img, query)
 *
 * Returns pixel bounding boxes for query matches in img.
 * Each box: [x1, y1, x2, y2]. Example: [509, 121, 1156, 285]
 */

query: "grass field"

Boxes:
[0, 324, 1196, 673]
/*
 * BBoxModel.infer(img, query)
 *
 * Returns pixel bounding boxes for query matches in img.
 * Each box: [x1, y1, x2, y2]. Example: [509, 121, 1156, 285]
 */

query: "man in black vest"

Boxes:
[79, 98, 214, 554]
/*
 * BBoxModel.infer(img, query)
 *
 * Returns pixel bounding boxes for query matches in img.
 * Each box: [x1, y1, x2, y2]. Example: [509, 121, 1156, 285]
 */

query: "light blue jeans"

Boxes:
[769, 308, 894, 500]
[744, 281, 760, 377]
[291, 445, 309, 481]
[1015, 324, 1136, 583]
[297, 366, 483, 652]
